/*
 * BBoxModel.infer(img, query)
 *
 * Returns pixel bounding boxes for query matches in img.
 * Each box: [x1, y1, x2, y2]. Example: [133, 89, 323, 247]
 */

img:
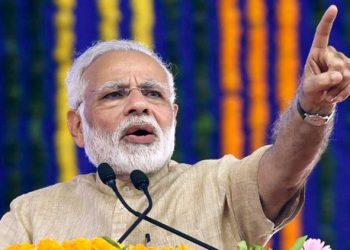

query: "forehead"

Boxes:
[82, 50, 169, 90]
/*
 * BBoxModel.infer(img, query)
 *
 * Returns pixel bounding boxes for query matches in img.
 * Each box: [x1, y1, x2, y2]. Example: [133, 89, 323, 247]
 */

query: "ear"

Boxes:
[67, 110, 85, 148]
[173, 103, 179, 123]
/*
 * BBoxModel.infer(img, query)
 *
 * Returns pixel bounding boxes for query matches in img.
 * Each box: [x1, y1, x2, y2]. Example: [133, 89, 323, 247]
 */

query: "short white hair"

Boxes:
[66, 40, 175, 109]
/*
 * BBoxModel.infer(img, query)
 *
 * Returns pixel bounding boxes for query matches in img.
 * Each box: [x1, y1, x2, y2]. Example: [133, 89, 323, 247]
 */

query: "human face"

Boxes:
[82, 51, 177, 135]
[68, 51, 178, 175]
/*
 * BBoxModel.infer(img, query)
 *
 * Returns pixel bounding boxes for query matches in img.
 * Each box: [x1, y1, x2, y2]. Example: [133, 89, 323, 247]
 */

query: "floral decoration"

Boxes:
[302, 238, 331, 250]
[238, 236, 332, 250]
[5, 237, 194, 250]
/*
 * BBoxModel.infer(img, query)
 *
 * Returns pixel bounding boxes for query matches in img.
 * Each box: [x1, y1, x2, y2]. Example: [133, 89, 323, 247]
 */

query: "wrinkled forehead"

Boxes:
[82, 50, 170, 91]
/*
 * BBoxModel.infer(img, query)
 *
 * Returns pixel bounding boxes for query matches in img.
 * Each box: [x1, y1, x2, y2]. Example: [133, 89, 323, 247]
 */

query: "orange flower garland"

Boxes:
[276, 1, 300, 111]
[276, 1, 302, 250]
[5, 238, 195, 250]
[246, 0, 269, 151]
[219, 0, 244, 158]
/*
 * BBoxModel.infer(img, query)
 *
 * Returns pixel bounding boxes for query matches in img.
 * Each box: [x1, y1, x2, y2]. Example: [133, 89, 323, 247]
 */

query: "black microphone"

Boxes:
[118, 170, 153, 243]
[130, 170, 153, 218]
[97, 163, 218, 250]
[98, 163, 152, 243]
[98, 163, 117, 187]
[130, 169, 149, 191]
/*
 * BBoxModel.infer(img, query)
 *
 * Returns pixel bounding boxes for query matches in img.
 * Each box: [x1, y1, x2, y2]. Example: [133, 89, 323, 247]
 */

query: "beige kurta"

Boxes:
[0, 146, 304, 249]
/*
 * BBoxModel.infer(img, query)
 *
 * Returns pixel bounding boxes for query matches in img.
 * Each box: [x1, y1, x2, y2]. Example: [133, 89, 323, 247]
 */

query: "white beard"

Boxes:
[81, 112, 176, 175]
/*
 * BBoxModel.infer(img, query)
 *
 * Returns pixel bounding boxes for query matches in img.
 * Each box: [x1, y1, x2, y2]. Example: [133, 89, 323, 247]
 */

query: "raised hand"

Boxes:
[300, 5, 350, 115]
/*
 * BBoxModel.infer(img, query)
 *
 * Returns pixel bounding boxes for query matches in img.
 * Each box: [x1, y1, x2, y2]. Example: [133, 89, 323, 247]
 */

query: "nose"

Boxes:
[122, 88, 150, 116]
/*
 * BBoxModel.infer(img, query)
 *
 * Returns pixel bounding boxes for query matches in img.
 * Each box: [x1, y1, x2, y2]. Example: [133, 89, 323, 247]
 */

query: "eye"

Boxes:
[143, 89, 163, 99]
[102, 89, 126, 99]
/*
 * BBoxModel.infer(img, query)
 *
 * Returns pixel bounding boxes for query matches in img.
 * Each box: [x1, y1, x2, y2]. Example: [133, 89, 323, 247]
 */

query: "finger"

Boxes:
[326, 81, 349, 102]
[324, 46, 350, 74]
[327, 55, 346, 73]
[325, 70, 350, 102]
[303, 70, 343, 94]
[331, 83, 350, 103]
[311, 5, 338, 49]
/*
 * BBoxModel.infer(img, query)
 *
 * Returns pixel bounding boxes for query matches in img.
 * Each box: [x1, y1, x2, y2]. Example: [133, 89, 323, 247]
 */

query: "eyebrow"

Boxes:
[92, 79, 169, 92]
[93, 80, 125, 92]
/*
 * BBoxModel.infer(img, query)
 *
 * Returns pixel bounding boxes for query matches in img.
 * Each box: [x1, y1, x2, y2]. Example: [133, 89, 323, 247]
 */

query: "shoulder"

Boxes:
[10, 173, 97, 210]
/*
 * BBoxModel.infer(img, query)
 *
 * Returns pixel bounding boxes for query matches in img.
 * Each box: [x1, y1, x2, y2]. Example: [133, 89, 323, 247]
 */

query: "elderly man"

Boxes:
[0, 5, 349, 249]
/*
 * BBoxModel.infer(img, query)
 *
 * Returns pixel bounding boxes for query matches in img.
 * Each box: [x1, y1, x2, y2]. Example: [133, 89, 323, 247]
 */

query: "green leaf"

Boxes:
[237, 241, 249, 250]
[102, 237, 128, 249]
[250, 245, 266, 250]
[291, 235, 308, 250]
[237, 241, 269, 250]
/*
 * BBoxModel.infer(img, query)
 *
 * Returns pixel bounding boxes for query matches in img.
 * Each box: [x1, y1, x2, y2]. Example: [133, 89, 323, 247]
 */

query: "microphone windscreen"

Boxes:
[97, 163, 116, 184]
[130, 170, 149, 190]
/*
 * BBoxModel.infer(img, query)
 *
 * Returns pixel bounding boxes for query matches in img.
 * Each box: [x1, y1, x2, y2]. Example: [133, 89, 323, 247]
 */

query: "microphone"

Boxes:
[118, 170, 153, 243]
[130, 170, 153, 217]
[130, 169, 149, 191]
[97, 163, 117, 187]
[98, 163, 152, 243]
[97, 163, 218, 250]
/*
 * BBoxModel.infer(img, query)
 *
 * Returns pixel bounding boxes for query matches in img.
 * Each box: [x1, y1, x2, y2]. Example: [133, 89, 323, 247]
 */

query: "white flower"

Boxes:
[303, 238, 331, 250]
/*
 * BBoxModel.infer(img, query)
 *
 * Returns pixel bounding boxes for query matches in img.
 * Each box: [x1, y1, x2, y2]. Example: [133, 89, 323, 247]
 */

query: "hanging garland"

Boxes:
[276, 0, 300, 110]
[97, 0, 120, 40]
[53, 0, 78, 181]
[131, 0, 154, 48]
[219, 0, 244, 157]
[276, 1, 302, 249]
[206, 1, 221, 158]
[246, 0, 269, 151]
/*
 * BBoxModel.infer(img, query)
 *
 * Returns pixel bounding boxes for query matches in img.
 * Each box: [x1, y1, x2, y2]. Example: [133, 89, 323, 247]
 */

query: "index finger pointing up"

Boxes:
[311, 5, 338, 49]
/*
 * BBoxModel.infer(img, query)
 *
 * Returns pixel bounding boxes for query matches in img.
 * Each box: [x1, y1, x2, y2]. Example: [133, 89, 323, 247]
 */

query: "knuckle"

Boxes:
[328, 45, 336, 51]
[329, 60, 345, 72]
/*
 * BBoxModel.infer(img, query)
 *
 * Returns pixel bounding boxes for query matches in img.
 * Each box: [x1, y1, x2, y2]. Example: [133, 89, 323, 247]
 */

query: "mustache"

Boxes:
[116, 115, 161, 139]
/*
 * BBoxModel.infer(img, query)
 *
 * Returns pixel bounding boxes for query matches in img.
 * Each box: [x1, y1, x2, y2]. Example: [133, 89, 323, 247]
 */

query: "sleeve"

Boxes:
[220, 145, 305, 245]
[0, 199, 32, 248]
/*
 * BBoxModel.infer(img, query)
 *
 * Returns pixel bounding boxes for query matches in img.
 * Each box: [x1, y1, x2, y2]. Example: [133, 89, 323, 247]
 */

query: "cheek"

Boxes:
[153, 107, 176, 128]
[86, 107, 123, 132]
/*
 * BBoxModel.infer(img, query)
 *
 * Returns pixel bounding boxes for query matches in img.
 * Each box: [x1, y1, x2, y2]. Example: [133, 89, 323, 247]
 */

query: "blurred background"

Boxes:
[0, 0, 350, 249]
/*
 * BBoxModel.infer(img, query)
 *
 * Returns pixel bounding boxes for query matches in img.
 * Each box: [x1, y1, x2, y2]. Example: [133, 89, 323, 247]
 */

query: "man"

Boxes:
[0, 5, 348, 249]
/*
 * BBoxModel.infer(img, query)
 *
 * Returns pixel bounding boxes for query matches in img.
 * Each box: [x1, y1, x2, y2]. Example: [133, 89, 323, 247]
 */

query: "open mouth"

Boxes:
[123, 125, 156, 144]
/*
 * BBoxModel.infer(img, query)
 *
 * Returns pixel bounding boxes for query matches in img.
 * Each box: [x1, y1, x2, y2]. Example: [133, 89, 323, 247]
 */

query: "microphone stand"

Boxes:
[106, 182, 218, 250]
[117, 187, 153, 243]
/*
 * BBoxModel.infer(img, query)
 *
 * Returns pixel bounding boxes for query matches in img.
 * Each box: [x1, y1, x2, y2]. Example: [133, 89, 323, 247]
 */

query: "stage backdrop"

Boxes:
[0, 0, 350, 249]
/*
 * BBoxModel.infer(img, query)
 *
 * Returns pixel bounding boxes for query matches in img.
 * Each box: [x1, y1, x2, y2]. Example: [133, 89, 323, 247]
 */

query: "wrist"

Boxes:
[296, 100, 335, 126]
[298, 91, 336, 115]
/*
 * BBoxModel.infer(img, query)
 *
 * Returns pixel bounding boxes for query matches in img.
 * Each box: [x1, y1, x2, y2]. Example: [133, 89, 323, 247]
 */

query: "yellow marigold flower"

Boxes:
[129, 244, 156, 250]
[6, 238, 194, 250]
[128, 244, 194, 250]
[37, 239, 64, 250]
[176, 244, 195, 250]
[91, 237, 123, 250]
[62, 238, 91, 250]
[5, 243, 35, 250]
